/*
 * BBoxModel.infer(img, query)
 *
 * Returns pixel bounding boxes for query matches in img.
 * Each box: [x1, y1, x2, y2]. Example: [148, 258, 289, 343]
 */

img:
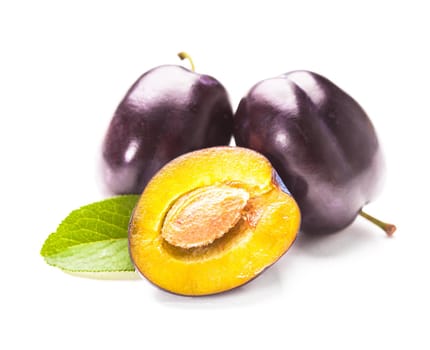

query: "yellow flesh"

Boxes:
[129, 147, 300, 296]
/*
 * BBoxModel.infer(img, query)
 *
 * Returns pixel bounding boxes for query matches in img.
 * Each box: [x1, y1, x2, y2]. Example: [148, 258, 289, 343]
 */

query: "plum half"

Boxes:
[102, 53, 233, 194]
[128, 147, 300, 296]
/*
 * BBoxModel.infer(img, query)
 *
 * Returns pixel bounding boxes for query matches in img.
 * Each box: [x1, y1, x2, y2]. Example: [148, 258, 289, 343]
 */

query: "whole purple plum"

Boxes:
[234, 70, 395, 235]
[102, 53, 233, 194]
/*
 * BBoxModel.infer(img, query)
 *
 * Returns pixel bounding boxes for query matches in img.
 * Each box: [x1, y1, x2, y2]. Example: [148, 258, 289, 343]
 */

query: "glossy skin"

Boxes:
[102, 65, 233, 194]
[234, 70, 384, 234]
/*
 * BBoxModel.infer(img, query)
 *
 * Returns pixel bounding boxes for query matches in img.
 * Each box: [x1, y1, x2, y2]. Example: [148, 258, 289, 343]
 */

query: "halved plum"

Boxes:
[129, 147, 300, 296]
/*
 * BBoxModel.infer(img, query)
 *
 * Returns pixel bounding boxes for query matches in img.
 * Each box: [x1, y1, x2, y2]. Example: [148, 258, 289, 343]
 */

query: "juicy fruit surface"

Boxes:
[129, 147, 300, 296]
[234, 70, 383, 234]
[102, 65, 233, 194]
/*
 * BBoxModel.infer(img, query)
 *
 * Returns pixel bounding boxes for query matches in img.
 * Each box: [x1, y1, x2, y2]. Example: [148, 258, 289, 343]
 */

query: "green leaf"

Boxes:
[41, 195, 139, 272]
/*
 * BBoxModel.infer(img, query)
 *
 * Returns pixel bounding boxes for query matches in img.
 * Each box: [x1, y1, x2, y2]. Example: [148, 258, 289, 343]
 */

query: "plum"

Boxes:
[129, 147, 300, 296]
[234, 70, 395, 235]
[102, 53, 233, 194]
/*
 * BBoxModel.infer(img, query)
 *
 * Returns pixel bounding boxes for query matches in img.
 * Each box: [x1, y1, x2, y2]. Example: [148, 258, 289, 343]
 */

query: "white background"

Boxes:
[1, 1, 429, 349]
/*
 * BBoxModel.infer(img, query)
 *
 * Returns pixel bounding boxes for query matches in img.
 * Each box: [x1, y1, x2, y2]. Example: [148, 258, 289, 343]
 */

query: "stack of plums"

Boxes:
[102, 53, 395, 296]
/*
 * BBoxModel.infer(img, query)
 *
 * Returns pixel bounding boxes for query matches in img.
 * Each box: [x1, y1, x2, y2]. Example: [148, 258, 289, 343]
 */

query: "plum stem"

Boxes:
[359, 210, 396, 236]
[178, 52, 195, 72]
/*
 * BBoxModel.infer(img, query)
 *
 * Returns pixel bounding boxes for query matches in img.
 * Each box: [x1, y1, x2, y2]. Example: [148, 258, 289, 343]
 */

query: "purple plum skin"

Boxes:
[102, 65, 233, 194]
[234, 70, 384, 234]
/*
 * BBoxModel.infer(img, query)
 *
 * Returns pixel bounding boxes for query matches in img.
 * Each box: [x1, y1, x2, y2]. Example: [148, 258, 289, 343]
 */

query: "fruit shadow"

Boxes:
[66, 271, 141, 280]
[152, 259, 289, 309]
[288, 217, 392, 259]
[153, 219, 393, 307]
